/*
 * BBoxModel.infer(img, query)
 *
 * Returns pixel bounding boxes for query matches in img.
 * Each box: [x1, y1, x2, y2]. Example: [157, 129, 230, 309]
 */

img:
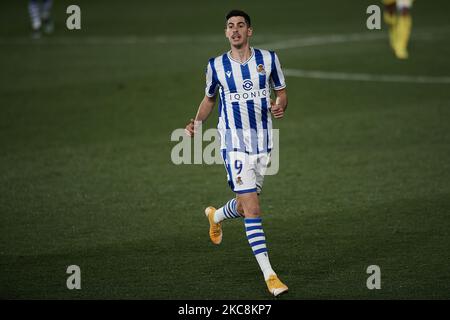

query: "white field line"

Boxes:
[0, 32, 406, 46]
[258, 32, 386, 50]
[1, 31, 448, 84]
[257, 31, 441, 50]
[264, 30, 450, 85]
[0, 35, 226, 45]
[0, 30, 441, 46]
[284, 69, 450, 84]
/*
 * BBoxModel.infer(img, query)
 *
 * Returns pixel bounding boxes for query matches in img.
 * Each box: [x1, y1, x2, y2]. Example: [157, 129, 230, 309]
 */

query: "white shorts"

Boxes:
[397, 0, 413, 9]
[221, 150, 270, 194]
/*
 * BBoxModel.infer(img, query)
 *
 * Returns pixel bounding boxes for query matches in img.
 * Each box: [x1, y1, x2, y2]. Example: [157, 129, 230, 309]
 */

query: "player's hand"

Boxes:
[270, 100, 285, 119]
[185, 118, 195, 137]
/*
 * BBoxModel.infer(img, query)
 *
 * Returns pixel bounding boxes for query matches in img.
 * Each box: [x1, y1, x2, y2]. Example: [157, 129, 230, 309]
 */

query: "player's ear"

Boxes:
[247, 27, 253, 37]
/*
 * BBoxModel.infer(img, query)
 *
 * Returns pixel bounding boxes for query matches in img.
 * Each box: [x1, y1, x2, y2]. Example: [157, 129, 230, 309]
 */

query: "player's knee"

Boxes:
[398, 7, 410, 15]
[384, 2, 397, 15]
[243, 203, 261, 217]
[236, 198, 245, 216]
[237, 193, 261, 217]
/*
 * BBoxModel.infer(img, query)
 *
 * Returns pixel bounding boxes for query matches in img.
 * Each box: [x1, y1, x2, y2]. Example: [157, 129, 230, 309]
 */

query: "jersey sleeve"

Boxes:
[205, 59, 219, 97]
[269, 52, 286, 90]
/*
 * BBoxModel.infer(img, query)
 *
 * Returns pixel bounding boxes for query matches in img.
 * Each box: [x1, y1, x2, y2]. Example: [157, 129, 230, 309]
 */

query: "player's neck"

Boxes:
[230, 44, 252, 63]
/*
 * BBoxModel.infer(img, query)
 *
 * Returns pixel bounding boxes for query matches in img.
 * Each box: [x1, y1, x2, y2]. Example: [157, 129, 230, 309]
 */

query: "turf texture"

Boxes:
[1, 0, 449, 299]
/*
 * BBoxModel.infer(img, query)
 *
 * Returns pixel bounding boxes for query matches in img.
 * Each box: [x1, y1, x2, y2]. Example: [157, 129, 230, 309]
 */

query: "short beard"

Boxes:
[232, 43, 244, 49]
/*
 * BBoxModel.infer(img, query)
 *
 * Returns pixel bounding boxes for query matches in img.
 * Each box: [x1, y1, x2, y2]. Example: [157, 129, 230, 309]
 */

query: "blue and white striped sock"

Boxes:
[245, 217, 276, 280]
[213, 198, 242, 223]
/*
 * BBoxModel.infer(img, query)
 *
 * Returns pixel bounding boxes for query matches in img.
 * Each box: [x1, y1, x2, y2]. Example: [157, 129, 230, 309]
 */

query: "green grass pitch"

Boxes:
[1, 0, 450, 299]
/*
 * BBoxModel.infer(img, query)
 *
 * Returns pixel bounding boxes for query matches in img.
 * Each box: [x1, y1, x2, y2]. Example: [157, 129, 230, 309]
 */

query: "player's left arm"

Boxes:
[271, 88, 288, 119]
[269, 51, 288, 119]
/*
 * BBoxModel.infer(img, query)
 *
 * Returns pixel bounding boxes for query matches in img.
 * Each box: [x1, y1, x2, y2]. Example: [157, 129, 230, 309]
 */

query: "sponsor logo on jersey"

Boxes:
[228, 88, 268, 102]
[243, 79, 253, 91]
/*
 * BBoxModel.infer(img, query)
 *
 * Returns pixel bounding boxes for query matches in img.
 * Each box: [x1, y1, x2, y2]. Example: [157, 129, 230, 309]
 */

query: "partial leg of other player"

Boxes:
[28, 0, 54, 39]
[383, 0, 413, 59]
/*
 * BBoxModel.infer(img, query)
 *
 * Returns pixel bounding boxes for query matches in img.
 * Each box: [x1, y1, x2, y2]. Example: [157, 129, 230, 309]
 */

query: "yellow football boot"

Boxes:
[205, 206, 222, 245]
[266, 274, 288, 297]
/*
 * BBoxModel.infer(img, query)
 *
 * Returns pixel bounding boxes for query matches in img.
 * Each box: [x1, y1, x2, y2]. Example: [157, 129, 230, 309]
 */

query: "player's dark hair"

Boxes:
[225, 10, 251, 27]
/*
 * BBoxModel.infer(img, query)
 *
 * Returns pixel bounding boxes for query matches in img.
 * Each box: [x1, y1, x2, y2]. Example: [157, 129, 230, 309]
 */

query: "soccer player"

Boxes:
[383, 0, 414, 59]
[185, 10, 289, 296]
[28, 0, 54, 39]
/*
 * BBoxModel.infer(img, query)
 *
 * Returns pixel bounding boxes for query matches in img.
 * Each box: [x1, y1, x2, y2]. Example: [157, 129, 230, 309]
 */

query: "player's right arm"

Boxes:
[271, 88, 288, 119]
[185, 95, 216, 137]
[185, 59, 219, 137]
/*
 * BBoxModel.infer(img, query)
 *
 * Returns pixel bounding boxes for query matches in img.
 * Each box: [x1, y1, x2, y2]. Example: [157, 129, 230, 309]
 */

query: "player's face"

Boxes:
[225, 16, 252, 48]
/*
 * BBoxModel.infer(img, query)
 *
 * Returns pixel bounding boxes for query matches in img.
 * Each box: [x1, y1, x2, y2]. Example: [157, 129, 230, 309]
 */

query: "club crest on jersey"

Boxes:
[226, 71, 232, 78]
[236, 176, 243, 185]
[256, 64, 266, 75]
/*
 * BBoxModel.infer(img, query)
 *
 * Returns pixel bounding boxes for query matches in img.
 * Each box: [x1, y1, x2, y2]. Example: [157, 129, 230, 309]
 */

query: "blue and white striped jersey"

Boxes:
[205, 48, 286, 154]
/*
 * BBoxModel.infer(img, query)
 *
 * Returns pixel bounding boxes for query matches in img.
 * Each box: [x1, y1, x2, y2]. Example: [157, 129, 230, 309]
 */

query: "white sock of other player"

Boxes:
[245, 217, 276, 280]
[213, 198, 242, 223]
[28, 0, 41, 30]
